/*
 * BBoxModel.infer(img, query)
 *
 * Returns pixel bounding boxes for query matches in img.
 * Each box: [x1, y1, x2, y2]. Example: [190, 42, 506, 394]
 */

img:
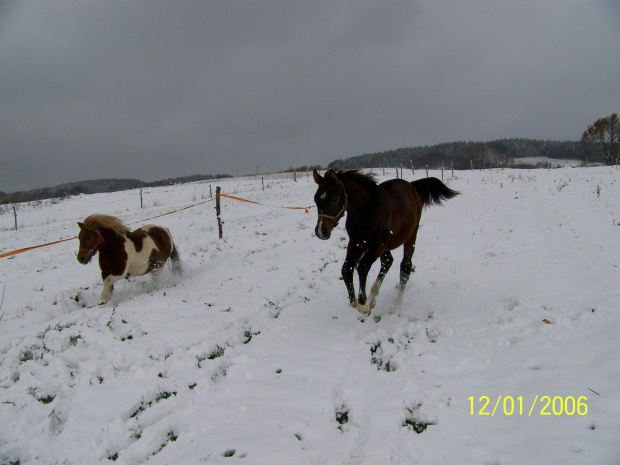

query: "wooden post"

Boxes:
[425, 165, 429, 178]
[209, 184, 212, 199]
[395, 168, 399, 179]
[215, 187, 223, 239]
[262, 177, 265, 190]
[140, 189, 143, 209]
[13, 205, 17, 231]
[451, 161, 454, 177]
[410, 160, 414, 176]
[441, 163, 444, 181]
[294, 170, 297, 182]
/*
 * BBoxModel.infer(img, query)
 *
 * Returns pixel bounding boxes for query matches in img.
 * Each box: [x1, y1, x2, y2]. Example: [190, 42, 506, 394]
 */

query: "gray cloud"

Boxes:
[1, 0, 619, 192]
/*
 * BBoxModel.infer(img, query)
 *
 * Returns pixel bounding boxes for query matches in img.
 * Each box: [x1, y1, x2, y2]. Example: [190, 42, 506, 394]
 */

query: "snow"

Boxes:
[1, 167, 619, 465]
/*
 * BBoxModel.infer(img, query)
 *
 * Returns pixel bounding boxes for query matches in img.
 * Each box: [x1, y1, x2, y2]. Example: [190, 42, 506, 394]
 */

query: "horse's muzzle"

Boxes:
[315, 222, 331, 240]
[77, 254, 91, 265]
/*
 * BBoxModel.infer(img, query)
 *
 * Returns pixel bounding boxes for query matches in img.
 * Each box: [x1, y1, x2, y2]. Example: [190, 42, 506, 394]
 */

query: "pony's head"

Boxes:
[313, 169, 347, 240]
[76, 222, 104, 264]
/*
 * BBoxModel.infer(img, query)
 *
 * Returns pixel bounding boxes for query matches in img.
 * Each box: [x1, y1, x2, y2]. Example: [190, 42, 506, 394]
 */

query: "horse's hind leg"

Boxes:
[170, 244, 182, 275]
[368, 251, 394, 310]
[394, 235, 417, 309]
[151, 264, 165, 288]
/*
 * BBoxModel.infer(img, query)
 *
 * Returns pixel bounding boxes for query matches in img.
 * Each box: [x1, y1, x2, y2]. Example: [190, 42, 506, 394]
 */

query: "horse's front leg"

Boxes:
[99, 273, 122, 305]
[356, 247, 384, 316]
[369, 251, 394, 309]
[342, 242, 365, 309]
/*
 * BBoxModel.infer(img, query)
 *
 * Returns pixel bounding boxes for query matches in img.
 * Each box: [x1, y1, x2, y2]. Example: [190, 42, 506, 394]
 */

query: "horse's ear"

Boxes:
[78, 222, 84, 229]
[313, 169, 323, 185]
[327, 170, 339, 183]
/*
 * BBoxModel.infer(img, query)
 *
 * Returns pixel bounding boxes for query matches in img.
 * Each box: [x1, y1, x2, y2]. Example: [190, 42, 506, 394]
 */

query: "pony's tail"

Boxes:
[170, 243, 182, 275]
[412, 177, 460, 208]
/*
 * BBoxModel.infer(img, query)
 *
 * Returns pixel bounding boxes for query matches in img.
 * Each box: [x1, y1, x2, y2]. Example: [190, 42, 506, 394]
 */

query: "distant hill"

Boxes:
[0, 174, 232, 205]
[328, 138, 584, 170]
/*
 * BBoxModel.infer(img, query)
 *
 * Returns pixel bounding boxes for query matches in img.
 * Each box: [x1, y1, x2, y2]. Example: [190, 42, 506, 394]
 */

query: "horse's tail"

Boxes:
[170, 242, 182, 275]
[411, 177, 460, 208]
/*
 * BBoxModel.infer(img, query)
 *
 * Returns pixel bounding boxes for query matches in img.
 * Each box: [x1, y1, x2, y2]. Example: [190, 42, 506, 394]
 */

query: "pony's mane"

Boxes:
[335, 170, 378, 187]
[83, 214, 129, 236]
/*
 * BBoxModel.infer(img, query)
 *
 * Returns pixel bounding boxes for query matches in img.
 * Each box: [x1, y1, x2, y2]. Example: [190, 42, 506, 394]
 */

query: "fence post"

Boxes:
[13, 205, 18, 231]
[140, 189, 143, 209]
[441, 163, 444, 181]
[215, 187, 223, 239]
[451, 161, 454, 177]
[262, 177, 265, 191]
[410, 160, 414, 176]
[425, 165, 429, 178]
[210, 184, 212, 199]
[395, 168, 399, 179]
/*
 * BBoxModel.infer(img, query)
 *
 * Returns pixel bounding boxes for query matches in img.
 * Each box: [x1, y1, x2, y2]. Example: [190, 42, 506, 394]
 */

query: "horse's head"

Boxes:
[313, 169, 347, 240]
[76, 222, 104, 264]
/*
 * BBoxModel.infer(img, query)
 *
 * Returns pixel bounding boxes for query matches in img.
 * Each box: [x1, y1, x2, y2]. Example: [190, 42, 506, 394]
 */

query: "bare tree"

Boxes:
[581, 113, 620, 166]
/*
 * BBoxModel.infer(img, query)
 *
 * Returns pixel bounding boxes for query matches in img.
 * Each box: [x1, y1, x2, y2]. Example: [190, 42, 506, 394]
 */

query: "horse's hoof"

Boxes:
[98, 300, 107, 305]
[350, 301, 358, 309]
[357, 304, 371, 316]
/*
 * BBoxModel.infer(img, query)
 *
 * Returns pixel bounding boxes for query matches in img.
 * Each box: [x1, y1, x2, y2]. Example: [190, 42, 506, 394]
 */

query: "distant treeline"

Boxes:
[281, 164, 323, 173]
[0, 174, 232, 205]
[328, 138, 584, 170]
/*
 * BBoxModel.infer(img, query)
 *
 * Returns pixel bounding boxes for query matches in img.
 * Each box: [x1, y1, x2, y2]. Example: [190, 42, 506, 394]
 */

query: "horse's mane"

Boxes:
[82, 214, 129, 236]
[335, 170, 378, 188]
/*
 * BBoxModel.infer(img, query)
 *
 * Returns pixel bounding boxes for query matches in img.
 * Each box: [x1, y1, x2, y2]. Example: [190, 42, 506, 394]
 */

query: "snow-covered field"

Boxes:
[1, 167, 619, 465]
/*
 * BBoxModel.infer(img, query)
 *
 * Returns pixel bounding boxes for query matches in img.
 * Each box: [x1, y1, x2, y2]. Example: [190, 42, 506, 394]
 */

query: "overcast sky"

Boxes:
[1, 1, 619, 192]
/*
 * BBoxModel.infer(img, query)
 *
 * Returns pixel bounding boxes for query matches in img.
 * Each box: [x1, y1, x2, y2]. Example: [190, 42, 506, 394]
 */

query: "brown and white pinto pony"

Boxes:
[77, 214, 181, 304]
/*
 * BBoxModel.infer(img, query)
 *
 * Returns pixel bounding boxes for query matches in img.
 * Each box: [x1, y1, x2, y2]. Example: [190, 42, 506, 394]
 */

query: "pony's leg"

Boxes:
[342, 242, 366, 309]
[99, 274, 122, 304]
[151, 265, 163, 287]
[368, 251, 394, 309]
[394, 235, 417, 310]
[356, 247, 384, 316]
[170, 246, 182, 275]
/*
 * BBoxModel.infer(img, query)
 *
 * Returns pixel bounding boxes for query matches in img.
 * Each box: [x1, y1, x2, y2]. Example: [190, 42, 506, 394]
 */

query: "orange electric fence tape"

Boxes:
[0, 194, 314, 259]
[127, 198, 215, 225]
[217, 193, 315, 213]
[0, 237, 77, 259]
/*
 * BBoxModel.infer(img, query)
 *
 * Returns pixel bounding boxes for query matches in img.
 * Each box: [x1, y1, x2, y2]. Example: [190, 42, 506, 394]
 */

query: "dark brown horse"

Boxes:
[77, 214, 181, 304]
[313, 169, 459, 316]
